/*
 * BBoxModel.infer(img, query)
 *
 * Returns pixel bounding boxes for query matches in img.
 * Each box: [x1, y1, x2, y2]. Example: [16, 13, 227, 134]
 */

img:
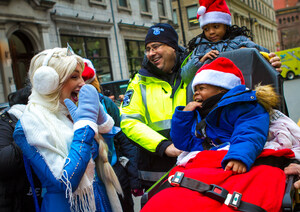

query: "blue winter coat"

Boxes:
[181, 36, 270, 84]
[170, 85, 270, 171]
[13, 122, 112, 212]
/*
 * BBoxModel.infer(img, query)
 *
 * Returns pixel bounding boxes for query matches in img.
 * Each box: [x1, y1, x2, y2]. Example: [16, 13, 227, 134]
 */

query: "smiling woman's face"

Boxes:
[60, 63, 85, 106]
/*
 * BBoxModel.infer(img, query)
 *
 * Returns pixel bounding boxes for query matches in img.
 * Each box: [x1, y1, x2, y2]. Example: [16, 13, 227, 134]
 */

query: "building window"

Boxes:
[119, 0, 128, 7]
[173, 9, 178, 25]
[125, 40, 145, 78]
[140, 0, 149, 12]
[158, 0, 165, 17]
[279, 18, 282, 24]
[187, 5, 199, 27]
[61, 35, 112, 82]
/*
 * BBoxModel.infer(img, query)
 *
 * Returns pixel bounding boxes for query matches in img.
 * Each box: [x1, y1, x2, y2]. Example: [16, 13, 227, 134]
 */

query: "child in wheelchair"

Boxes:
[171, 57, 278, 174]
[141, 56, 300, 212]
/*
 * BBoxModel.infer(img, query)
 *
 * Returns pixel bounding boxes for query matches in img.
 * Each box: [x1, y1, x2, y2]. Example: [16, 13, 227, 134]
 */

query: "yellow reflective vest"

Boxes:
[120, 73, 187, 154]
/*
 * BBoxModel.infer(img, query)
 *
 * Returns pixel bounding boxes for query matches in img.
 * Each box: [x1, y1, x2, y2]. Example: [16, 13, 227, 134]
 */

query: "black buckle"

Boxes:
[225, 191, 242, 209]
[168, 172, 184, 186]
[205, 184, 229, 203]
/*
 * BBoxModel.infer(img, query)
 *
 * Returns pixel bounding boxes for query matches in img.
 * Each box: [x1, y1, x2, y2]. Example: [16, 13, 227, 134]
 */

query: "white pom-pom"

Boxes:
[197, 6, 206, 16]
[33, 66, 59, 95]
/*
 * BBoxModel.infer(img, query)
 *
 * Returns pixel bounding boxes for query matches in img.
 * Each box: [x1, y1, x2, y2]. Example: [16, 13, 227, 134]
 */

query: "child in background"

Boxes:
[171, 57, 279, 174]
[181, 0, 279, 85]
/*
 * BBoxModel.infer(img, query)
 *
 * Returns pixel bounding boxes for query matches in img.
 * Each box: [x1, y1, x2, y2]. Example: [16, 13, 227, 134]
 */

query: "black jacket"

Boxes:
[0, 110, 42, 212]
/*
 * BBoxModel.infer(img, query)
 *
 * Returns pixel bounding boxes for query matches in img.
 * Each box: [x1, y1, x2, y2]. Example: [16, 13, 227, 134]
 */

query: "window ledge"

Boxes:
[117, 5, 132, 14]
[89, 0, 107, 7]
[140, 11, 152, 17]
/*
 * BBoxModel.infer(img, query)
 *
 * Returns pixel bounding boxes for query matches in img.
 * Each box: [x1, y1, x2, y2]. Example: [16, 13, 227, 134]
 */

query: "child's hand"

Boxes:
[225, 160, 247, 174]
[183, 101, 202, 111]
[200, 50, 219, 63]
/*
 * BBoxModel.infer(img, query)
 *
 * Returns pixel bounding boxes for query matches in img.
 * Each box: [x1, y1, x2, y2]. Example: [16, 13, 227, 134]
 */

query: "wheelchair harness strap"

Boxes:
[168, 172, 266, 212]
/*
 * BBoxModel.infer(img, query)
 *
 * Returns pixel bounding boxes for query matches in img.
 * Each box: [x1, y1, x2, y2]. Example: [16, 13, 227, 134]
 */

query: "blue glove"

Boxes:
[97, 103, 108, 125]
[64, 84, 99, 123]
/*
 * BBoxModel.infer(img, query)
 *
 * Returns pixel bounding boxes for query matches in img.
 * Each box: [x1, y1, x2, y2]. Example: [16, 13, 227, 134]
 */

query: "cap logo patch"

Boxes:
[152, 27, 165, 35]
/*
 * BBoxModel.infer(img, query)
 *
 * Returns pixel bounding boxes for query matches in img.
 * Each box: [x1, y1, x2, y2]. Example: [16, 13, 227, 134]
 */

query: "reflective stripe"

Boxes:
[148, 119, 171, 131]
[121, 114, 171, 131]
[121, 113, 145, 123]
[140, 83, 151, 122]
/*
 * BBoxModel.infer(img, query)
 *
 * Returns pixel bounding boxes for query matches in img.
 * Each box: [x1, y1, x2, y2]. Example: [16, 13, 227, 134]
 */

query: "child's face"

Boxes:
[193, 84, 225, 102]
[203, 23, 227, 42]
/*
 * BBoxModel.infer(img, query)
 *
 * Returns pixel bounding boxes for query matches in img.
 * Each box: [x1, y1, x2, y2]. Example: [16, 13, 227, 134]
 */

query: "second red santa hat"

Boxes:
[197, 0, 231, 28]
[82, 58, 96, 84]
[192, 57, 245, 92]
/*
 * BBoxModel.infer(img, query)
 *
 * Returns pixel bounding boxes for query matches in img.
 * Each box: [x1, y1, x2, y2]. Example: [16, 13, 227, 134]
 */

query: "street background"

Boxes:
[283, 77, 300, 123]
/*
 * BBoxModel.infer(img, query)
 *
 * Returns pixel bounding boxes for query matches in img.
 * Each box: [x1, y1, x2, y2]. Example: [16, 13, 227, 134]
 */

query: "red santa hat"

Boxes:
[192, 57, 245, 92]
[82, 58, 96, 84]
[197, 0, 231, 28]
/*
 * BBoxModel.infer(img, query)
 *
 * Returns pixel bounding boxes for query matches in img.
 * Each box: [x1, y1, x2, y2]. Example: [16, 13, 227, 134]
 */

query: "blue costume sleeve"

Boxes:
[171, 106, 204, 152]
[220, 103, 269, 171]
[13, 121, 95, 192]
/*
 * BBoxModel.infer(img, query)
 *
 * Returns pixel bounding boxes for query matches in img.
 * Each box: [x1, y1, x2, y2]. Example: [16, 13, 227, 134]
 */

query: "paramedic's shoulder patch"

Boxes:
[122, 89, 134, 107]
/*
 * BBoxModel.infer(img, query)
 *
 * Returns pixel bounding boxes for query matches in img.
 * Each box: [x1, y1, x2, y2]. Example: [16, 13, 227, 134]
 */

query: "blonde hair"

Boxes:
[28, 48, 84, 111]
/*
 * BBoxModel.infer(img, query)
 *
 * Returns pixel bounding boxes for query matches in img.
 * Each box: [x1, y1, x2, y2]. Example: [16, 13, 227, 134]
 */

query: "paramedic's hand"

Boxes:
[183, 101, 202, 111]
[284, 163, 300, 189]
[225, 160, 247, 174]
[200, 50, 219, 63]
[269, 52, 282, 73]
[165, 144, 182, 157]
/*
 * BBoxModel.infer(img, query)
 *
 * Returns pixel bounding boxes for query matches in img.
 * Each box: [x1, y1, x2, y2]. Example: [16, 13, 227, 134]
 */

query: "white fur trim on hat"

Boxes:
[197, 6, 206, 16]
[199, 11, 231, 28]
[192, 69, 241, 92]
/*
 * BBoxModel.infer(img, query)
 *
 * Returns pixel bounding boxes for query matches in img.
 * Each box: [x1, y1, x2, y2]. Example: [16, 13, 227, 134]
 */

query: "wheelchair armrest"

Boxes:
[141, 171, 171, 208]
[282, 175, 296, 212]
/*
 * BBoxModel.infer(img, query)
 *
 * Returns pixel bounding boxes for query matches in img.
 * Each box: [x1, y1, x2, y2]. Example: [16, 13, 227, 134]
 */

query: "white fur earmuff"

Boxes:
[33, 49, 59, 95]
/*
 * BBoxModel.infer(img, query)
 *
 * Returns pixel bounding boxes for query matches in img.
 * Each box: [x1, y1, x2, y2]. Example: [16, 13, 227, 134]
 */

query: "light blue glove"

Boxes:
[64, 84, 99, 123]
[97, 103, 108, 125]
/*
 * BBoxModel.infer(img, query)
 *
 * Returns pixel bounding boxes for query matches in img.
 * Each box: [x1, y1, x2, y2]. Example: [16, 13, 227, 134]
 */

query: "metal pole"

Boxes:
[110, 0, 123, 79]
[248, 13, 254, 41]
[177, 0, 186, 47]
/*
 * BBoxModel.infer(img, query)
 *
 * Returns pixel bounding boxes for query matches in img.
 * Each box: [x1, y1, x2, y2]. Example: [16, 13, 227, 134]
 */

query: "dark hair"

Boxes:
[187, 25, 253, 54]
[103, 89, 113, 97]
[8, 85, 32, 107]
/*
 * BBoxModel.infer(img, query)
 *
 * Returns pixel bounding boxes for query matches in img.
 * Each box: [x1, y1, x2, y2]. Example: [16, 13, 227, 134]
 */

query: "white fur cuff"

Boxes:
[74, 120, 98, 134]
[98, 115, 114, 133]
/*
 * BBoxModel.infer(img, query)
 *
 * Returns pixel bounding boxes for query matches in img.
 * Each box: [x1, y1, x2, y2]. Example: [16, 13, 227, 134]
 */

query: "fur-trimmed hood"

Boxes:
[255, 84, 280, 113]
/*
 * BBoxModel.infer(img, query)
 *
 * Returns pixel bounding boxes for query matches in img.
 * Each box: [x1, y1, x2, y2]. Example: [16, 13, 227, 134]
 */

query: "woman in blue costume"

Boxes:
[13, 47, 122, 212]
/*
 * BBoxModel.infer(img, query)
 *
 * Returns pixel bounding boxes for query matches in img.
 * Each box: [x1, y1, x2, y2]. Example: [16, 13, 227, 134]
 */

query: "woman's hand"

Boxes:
[64, 84, 99, 123]
[200, 50, 219, 63]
